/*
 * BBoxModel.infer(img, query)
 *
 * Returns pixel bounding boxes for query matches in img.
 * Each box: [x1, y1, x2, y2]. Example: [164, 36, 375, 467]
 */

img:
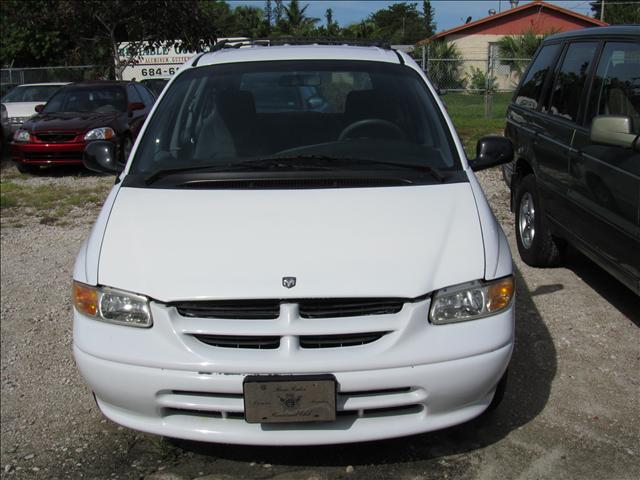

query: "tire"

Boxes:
[16, 163, 39, 174]
[515, 174, 564, 267]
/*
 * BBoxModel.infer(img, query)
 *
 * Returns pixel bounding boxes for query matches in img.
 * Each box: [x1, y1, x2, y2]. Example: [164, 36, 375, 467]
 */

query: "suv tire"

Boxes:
[515, 174, 564, 267]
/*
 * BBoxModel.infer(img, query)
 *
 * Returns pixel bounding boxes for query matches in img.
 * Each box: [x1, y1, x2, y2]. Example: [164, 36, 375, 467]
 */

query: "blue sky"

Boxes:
[227, 1, 595, 32]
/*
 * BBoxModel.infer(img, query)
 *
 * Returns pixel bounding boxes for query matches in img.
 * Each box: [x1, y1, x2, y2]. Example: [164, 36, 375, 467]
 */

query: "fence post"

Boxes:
[421, 45, 426, 71]
[484, 54, 493, 119]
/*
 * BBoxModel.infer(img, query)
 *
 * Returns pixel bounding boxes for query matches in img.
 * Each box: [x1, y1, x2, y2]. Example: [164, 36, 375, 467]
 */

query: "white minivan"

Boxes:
[73, 41, 516, 445]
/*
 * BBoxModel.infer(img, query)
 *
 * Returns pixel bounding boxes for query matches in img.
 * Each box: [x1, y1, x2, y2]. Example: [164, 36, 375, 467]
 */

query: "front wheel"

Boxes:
[515, 174, 564, 267]
[16, 163, 39, 174]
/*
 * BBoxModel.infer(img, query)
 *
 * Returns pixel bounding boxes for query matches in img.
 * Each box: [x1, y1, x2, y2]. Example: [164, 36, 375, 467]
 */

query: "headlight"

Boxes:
[72, 281, 153, 328]
[13, 129, 31, 142]
[429, 276, 514, 324]
[84, 127, 115, 141]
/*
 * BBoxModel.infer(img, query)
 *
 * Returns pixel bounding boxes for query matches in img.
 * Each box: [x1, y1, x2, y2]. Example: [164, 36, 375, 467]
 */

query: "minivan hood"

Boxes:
[98, 183, 485, 302]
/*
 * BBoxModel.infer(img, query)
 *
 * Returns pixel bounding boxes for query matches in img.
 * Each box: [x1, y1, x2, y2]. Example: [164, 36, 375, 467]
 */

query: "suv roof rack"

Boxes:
[210, 37, 392, 52]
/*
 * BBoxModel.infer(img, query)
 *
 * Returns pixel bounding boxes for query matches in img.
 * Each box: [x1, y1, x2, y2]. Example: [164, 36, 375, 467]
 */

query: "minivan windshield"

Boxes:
[43, 86, 127, 114]
[130, 60, 460, 182]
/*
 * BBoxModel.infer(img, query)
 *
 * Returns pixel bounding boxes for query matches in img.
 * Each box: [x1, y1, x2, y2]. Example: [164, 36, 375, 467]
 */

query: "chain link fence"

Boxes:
[409, 52, 532, 118]
[1, 65, 111, 87]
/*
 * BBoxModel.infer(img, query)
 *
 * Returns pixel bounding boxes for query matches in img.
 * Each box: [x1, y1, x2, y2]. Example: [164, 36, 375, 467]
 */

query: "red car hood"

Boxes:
[24, 111, 122, 133]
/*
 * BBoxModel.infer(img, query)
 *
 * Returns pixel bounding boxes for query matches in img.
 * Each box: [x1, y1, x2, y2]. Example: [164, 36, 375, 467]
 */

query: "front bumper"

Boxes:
[11, 141, 85, 165]
[74, 299, 514, 445]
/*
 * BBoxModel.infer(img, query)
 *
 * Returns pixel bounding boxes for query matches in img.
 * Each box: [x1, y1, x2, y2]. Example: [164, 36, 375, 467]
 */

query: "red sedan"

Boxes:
[11, 81, 155, 173]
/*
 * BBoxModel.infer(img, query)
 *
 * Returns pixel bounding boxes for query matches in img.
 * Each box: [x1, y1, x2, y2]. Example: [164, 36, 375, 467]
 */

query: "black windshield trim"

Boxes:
[122, 170, 469, 189]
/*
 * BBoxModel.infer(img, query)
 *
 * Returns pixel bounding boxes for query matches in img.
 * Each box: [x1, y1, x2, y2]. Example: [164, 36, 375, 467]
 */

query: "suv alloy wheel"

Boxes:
[515, 174, 564, 266]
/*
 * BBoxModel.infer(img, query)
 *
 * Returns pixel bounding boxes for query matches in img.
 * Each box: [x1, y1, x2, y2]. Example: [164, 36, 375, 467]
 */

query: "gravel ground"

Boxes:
[1, 161, 639, 480]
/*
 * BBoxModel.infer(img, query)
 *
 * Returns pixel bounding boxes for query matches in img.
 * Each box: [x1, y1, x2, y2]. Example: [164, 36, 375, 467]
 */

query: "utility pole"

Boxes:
[600, 0, 605, 21]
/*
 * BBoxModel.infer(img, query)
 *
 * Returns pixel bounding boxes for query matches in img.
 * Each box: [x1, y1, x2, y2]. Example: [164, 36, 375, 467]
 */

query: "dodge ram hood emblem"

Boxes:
[282, 277, 296, 289]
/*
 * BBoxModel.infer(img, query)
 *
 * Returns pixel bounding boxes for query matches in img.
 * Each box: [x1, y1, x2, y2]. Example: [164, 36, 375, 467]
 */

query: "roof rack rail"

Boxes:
[209, 37, 392, 51]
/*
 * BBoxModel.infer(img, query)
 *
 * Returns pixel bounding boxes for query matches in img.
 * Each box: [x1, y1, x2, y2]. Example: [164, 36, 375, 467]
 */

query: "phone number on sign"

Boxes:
[141, 67, 179, 77]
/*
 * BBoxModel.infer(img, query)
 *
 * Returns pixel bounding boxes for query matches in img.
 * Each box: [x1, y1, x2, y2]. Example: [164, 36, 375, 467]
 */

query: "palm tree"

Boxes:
[498, 28, 559, 75]
[280, 0, 318, 35]
[424, 40, 465, 90]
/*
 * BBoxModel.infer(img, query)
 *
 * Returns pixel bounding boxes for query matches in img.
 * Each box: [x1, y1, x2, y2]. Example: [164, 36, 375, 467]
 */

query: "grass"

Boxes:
[0, 180, 111, 226]
[445, 92, 512, 156]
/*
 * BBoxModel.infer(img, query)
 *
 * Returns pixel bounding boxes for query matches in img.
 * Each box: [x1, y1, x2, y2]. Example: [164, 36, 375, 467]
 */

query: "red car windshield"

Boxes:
[43, 86, 127, 114]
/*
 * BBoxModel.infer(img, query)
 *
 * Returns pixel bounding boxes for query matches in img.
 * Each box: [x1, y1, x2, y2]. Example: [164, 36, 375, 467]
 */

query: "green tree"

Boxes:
[0, 0, 77, 67]
[369, 2, 426, 44]
[422, 0, 436, 38]
[264, 0, 273, 34]
[341, 21, 376, 40]
[231, 5, 266, 37]
[274, 0, 285, 24]
[278, 0, 319, 35]
[67, 0, 220, 79]
[497, 28, 559, 75]
[324, 8, 340, 36]
[591, 0, 640, 24]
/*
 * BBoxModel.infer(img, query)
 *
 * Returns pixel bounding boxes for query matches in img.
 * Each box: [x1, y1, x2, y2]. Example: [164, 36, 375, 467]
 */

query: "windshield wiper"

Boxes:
[144, 154, 445, 185]
[228, 155, 446, 181]
[144, 158, 334, 184]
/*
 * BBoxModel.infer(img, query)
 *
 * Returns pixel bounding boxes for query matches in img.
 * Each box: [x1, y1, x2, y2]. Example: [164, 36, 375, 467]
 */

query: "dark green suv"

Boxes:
[504, 26, 639, 296]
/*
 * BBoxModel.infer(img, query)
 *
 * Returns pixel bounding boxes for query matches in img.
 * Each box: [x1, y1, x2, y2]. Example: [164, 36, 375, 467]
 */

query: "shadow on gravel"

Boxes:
[171, 266, 556, 469]
[564, 247, 640, 326]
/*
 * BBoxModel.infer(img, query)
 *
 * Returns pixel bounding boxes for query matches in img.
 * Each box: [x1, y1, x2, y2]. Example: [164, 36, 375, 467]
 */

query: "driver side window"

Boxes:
[587, 42, 640, 134]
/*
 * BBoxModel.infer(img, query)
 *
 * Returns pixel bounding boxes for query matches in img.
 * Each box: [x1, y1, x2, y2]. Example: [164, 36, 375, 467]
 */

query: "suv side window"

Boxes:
[587, 41, 640, 134]
[127, 84, 142, 104]
[546, 42, 598, 123]
[514, 43, 561, 110]
[135, 84, 156, 107]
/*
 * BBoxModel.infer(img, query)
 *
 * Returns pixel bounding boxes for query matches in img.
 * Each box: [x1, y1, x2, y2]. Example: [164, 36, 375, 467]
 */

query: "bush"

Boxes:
[468, 67, 497, 93]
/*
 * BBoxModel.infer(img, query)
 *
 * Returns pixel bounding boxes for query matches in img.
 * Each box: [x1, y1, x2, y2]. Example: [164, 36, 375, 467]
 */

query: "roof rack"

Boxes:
[210, 37, 392, 52]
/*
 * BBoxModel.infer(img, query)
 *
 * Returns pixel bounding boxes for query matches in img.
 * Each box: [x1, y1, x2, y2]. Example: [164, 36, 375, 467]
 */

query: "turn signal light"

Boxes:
[73, 281, 98, 316]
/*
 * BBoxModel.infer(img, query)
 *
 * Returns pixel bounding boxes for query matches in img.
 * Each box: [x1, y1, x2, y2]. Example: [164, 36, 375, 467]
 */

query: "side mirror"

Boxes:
[34, 104, 45, 113]
[83, 141, 123, 174]
[591, 115, 640, 151]
[470, 136, 514, 172]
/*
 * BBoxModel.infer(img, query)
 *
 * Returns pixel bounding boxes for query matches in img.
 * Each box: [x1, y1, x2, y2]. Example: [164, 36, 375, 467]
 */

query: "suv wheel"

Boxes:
[515, 174, 564, 266]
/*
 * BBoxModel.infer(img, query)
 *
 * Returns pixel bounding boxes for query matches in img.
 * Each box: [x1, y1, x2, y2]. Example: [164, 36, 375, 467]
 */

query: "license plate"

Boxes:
[243, 375, 336, 424]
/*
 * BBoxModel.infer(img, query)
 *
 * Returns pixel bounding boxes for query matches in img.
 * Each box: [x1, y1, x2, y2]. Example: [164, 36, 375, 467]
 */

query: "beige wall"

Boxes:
[439, 33, 523, 91]
[447, 33, 505, 59]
